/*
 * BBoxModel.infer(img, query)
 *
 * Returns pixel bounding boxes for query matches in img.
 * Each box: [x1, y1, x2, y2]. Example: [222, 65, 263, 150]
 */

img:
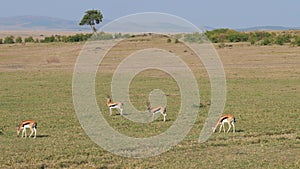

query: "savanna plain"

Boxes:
[0, 32, 299, 168]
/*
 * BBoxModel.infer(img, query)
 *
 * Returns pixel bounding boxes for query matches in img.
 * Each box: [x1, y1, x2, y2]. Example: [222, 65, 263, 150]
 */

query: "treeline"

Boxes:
[0, 32, 131, 44]
[1, 29, 300, 46]
[203, 28, 300, 46]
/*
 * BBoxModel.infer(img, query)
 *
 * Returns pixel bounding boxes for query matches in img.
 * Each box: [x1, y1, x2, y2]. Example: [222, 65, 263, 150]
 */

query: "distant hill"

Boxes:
[0, 16, 98, 31]
[0, 15, 299, 32]
[236, 26, 300, 32]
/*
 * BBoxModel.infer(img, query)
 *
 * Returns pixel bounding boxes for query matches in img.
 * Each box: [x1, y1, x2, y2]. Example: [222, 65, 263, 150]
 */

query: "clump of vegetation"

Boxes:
[4, 36, 14, 44]
[260, 37, 272, 46]
[25, 36, 35, 43]
[295, 36, 300, 46]
[183, 32, 205, 43]
[202, 28, 299, 46]
[92, 31, 114, 40]
[61, 33, 92, 42]
[15, 37, 22, 43]
[41, 35, 56, 43]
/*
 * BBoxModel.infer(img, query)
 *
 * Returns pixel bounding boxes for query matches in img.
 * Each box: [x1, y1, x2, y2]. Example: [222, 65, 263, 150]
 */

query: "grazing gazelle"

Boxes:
[213, 114, 236, 133]
[17, 120, 37, 138]
[106, 95, 124, 116]
[146, 101, 167, 122]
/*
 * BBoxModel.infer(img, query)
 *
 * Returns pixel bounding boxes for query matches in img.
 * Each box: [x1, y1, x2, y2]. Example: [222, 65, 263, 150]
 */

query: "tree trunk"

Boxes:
[90, 24, 97, 34]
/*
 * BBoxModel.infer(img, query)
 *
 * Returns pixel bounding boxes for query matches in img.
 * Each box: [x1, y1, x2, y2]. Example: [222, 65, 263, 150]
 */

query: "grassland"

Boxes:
[0, 33, 299, 168]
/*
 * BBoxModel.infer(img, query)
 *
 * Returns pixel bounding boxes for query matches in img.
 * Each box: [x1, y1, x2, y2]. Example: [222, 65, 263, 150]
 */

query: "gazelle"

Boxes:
[146, 101, 167, 122]
[213, 114, 236, 133]
[17, 120, 37, 138]
[106, 95, 124, 116]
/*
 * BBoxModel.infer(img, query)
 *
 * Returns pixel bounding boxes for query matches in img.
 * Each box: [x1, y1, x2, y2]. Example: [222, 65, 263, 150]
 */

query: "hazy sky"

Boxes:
[1, 0, 299, 28]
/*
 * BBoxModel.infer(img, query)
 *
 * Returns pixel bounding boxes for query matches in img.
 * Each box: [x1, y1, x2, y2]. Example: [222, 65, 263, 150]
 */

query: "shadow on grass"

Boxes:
[36, 134, 50, 138]
[235, 129, 245, 133]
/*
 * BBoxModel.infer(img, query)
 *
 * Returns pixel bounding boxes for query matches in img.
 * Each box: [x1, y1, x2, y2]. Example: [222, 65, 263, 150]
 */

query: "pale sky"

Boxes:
[1, 0, 299, 28]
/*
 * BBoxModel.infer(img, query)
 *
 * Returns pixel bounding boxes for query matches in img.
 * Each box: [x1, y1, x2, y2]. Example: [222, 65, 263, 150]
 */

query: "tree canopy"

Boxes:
[79, 10, 103, 33]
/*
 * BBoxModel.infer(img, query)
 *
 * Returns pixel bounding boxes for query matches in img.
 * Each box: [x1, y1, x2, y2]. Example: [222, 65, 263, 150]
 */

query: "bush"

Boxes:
[248, 38, 256, 45]
[183, 32, 204, 43]
[227, 32, 248, 42]
[114, 33, 122, 39]
[204, 29, 249, 43]
[15, 37, 22, 43]
[295, 36, 300, 46]
[0, 39, 2, 44]
[42, 36, 55, 43]
[25, 36, 35, 43]
[61, 33, 92, 42]
[4, 36, 14, 44]
[260, 37, 272, 46]
[275, 36, 284, 45]
[121, 33, 131, 38]
[92, 32, 114, 40]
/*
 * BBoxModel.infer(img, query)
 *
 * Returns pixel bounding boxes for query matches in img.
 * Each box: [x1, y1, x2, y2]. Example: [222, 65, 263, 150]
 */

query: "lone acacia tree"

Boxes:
[79, 10, 103, 33]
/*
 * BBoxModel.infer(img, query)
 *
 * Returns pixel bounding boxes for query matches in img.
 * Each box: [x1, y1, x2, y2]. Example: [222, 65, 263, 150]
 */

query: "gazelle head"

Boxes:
[106, 95, 112, 102]
[212, 126, 217, 133]
[146, 101, 151, 111]
[16, 125, 21, 136]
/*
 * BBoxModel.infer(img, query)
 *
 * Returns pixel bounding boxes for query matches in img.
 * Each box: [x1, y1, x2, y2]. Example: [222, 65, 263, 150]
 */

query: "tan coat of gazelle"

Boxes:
[106, 95, 124, 116]
[17, 120, 37, 138]
[212, 114, 236, 133]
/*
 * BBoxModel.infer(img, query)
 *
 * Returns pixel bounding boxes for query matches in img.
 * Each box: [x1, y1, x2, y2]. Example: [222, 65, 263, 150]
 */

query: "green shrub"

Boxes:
[92, 32, 114, 40]
[121, 34, 131, 39]
[61, 33, 92, 42]
[275, 36, 284, 45]
[295, 36, 300, 46]
[4, 36, 14, 44]
[25, 36, 35, 43]
[15, 37, 22, 43]
[183, 32, 204, 43]
[0, 38, 3, 44]
[41, 36, 55, 43]
[114, 33, 122, 39]
[260, 37, 272, 46]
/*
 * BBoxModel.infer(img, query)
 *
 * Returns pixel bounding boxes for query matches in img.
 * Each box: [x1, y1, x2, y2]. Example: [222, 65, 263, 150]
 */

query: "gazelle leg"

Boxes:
[24, 128, 27, 137]
[34, 128, 37, 138]
[232, 122, 235, 133]
[120, 108, 123, 115]
[152, 113, 155, 121]
[219, 124, 223, 133]
[163, 114, 166, 122]
[29, 128, 34, 138]
[227, 123, 232, 133]
[110, 108, 112, 116]
[22, 129, 25, 137]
